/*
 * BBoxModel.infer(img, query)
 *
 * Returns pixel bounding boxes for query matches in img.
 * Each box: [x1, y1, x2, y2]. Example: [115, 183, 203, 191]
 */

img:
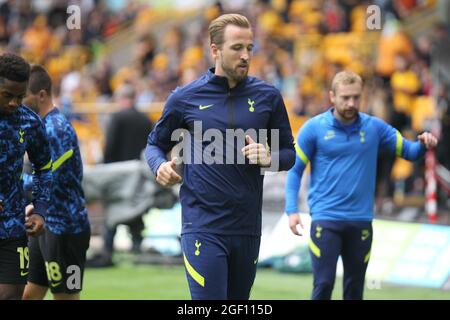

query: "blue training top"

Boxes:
[23, 108, 89, 234]
[0, 105, 52, 239]
[285, 108, 426, 221]
[146, 68, 295, 236]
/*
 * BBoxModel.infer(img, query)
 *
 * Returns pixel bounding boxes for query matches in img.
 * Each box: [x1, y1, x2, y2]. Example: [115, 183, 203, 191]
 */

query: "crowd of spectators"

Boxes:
[1, 0, 448, 218]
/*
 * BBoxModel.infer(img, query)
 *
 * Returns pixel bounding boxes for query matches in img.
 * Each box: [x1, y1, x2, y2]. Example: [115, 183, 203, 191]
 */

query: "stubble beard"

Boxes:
[336, 106, 357, 122]
[221, 60, 248, 84]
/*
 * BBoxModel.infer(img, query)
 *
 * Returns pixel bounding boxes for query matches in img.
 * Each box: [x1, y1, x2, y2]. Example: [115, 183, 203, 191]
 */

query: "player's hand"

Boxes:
[418, 132, 438, 149]
[156, 158, 182, 187]
[288, 213, 304, 236]
[242, 135, 271, 167]
[25, 204, 34, 217]
[25, 213, 45, 237]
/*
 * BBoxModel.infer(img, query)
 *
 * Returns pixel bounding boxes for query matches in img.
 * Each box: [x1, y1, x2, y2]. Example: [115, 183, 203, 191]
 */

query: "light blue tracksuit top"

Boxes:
[285, 108, 426, 221]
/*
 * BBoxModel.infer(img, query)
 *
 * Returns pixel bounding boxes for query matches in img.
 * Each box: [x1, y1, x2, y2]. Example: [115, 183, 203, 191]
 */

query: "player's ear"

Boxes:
[329, 90, 335, 104]
[210, 43, 219, 60]
[39, 89, 46, 101]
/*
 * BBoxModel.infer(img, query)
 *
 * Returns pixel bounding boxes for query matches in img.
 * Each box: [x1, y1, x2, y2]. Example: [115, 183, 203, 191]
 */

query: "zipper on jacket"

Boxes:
[333, 122, 354, 141]
[227, 91, 234, 129]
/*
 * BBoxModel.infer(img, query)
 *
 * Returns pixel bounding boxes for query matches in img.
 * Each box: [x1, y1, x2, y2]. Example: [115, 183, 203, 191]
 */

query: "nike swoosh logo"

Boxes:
[51, 282, 61, 288]
[20, 271, 29, 276]
[361, 230, 370, 241]
[199, 104, 214, 110]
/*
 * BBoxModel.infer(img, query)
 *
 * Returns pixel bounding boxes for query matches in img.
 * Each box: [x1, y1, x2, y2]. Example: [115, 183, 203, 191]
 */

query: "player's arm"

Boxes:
[21, 122, 71, 190]
[22, 172, 33, 192]
[376, 118, 438, 160]
[285, 120, 316, 236]
[264, 90, 296, 171]
[145, 89, 184, 187]
[25, 120, 53, 236]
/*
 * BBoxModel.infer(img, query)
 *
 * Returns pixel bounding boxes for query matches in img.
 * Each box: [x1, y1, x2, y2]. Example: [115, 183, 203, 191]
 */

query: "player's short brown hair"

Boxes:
[208, 13, 251, 48]
[28, 64, 52, 95]
[331, 70, 363, 93]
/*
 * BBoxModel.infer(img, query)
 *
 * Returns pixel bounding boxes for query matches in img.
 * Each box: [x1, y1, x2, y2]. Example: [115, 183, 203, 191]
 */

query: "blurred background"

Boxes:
[2, 0, 449, 299]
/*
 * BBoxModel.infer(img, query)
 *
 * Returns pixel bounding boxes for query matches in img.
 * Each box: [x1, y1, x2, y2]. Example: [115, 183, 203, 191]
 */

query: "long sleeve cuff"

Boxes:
[145, 144, 167, 176]
[271, 149, 296, 172]
[32, 200, 47, 219]
[403, 141, 426, 161]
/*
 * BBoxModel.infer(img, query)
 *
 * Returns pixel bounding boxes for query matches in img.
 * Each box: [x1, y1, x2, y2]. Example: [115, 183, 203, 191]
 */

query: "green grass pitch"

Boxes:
[72, 263, 450, 300]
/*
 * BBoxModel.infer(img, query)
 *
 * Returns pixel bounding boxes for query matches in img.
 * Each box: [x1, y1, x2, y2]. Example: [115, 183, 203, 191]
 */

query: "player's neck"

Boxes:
[227, 78, 237, 89]
[214, 66, 237, 89]
[40, 101, 54, 118]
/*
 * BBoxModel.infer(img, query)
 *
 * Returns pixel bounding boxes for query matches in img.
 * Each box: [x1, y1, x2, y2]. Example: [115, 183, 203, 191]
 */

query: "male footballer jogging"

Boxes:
[22, 65, 90, 300]
[146, 13, 295, 300]
[285, 70, 438, 300]
[0, 54, 52, 300]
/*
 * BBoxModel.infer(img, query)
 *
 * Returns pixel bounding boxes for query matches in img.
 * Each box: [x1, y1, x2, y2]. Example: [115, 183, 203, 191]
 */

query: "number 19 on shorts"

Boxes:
[17, 246, 29, 276]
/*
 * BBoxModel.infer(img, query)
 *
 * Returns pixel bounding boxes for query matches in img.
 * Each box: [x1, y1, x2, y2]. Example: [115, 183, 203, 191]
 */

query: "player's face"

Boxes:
[22, 89, 40, 114]
[213, 25, 253, 87]
[330, 82, 362, 123]
[0, 79, 27, 115]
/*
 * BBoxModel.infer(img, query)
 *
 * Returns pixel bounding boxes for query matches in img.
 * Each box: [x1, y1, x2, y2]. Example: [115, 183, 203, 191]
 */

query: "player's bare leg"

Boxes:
[53, 292, 80, 300]
[0, 284, 25, 300]
[22, 282, 47, 300]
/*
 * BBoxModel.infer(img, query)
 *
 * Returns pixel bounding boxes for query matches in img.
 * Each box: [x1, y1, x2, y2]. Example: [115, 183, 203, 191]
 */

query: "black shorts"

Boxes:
[0, 236, 29, 284]
[28, 227, 90, 294]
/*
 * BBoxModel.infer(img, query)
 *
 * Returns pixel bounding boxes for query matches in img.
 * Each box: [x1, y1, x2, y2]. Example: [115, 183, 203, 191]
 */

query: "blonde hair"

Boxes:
[331, 70, 363, 93]
[208, 13, 251, 48]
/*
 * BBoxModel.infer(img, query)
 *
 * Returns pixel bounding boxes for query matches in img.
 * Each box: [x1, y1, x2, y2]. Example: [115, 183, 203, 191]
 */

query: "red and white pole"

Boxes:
[425, 149, 437, 223]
